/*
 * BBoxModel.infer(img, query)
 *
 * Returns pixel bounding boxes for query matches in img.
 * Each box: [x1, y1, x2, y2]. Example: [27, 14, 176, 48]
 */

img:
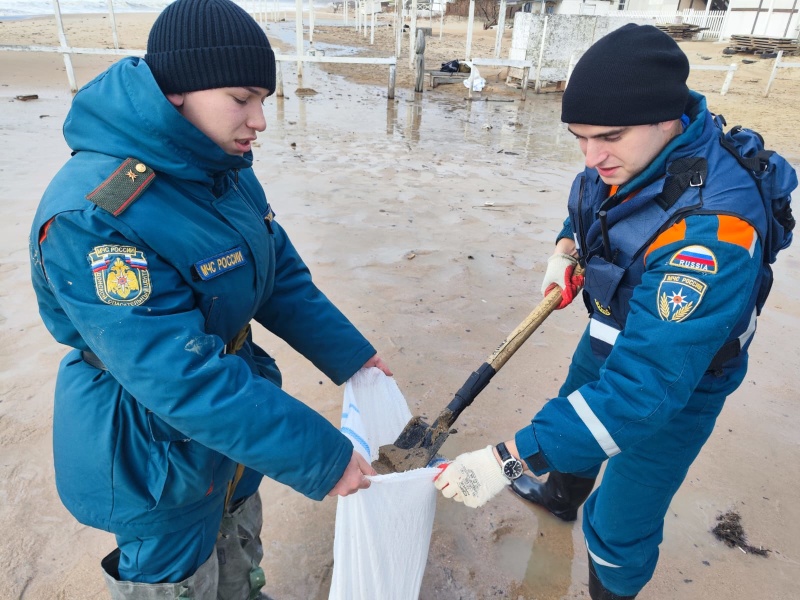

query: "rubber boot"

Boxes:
[101, 547, 218, 599]
[216, 492, 267, 600]
[588, 556, 636, 600]
[510, 471, 596, 522]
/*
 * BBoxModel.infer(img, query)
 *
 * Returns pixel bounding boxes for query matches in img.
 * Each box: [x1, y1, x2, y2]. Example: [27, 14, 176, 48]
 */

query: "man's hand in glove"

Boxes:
[433, 446, 509, 508]
[541, 253, 584, 309]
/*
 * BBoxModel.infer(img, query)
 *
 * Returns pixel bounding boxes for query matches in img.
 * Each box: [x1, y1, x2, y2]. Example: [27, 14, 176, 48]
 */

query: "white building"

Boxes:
[520, 0, 798, 39]
[521, 0, 616, 14]
[723, 0, 800, 38]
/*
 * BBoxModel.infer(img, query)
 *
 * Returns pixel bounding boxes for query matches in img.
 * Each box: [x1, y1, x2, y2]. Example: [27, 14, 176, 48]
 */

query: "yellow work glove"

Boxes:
[433, 446, 509, 508]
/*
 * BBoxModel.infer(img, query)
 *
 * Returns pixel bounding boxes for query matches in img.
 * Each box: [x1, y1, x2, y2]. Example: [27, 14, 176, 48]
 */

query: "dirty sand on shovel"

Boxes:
[1, 10, 800, 600]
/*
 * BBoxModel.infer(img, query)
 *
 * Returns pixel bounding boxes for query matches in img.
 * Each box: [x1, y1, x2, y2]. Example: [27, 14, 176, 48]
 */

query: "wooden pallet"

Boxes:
[426, 70, 469, 89]
[726, 35, 800, 57]
[505, 74, 565, 93]
[655, 24, 707, 40]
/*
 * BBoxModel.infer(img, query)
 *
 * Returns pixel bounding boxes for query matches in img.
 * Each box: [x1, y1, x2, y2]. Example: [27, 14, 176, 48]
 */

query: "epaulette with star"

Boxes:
[86, 158, 156, 216]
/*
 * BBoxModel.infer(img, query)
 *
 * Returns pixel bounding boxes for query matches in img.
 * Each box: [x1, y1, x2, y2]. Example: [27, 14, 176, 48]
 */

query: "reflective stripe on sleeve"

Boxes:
[568, 390, 621, 458]
[586, 540, 623, 568]
[738, 308, 757, 348]
[589, 318, 621, 346]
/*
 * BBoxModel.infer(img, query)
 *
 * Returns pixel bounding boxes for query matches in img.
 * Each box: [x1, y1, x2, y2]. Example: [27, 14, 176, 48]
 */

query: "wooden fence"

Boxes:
[616, 9, 727, 40]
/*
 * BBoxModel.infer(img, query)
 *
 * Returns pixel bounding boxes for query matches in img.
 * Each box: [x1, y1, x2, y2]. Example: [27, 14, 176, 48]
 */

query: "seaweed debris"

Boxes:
[712, 510, 770, 557]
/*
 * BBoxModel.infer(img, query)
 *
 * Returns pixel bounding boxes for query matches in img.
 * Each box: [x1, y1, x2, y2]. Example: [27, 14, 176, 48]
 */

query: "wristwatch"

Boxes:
[496, 442, 524, 480]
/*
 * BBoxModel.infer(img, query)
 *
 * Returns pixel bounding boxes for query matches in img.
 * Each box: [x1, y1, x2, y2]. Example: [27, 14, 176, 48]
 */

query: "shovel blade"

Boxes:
[390, 415, 430, 449]
[371, 415, 433, 474]
[372, 409, 456, 474]
[373, 443, 435, 474]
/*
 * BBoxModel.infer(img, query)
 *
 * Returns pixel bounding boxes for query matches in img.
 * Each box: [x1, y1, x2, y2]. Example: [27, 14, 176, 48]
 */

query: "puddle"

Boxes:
[267, 20, 384, 57]
[266, 64, 585, 167]
[430, 436, 579, 598]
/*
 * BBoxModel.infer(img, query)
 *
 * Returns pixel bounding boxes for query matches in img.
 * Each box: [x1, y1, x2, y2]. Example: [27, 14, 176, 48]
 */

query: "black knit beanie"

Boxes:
[145, 0, 276, 95]
[561, 24, 690, 126]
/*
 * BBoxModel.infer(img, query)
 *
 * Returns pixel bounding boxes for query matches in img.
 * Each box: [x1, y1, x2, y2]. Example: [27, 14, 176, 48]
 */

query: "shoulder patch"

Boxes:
[668, 245, 718, 274]
[86, 158, 155, 216]
[657, 274, 707, 322]
[89, 244, 152, 306]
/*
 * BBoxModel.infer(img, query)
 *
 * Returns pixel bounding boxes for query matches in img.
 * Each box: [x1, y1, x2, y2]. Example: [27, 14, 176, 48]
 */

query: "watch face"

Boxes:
[503, 459, 523, 480]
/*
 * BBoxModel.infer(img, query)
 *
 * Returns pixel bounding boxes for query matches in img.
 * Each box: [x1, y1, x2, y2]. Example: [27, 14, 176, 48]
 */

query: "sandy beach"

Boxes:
[1, 9, 800, 600]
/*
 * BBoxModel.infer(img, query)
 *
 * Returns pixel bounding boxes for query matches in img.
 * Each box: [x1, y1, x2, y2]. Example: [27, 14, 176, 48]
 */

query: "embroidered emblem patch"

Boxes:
[657, 274, 707, 322]
[669, 245, 718, 274]
[89, 244, 152, 306]
[194, 247, 247, 281]
[594, 299, 612, 316]
[262, 205, 275, 233]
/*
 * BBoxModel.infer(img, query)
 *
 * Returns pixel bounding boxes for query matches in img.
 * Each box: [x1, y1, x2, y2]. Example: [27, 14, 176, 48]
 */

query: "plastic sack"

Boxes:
[329, 368, 439, 600]
[462, 62, 486, 92]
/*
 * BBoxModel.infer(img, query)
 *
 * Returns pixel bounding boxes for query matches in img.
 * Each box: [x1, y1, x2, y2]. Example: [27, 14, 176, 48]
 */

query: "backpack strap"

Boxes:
[86, 158, 156, 216]
[719, 126, 773, 174]
[655, 156, 708, 211]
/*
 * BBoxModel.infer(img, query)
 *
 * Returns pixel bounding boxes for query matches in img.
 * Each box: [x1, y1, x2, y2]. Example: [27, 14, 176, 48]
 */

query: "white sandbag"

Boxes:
[462, 62, 486, 92]
[339, 366, 413, 463]
[329, 368, 439, 600]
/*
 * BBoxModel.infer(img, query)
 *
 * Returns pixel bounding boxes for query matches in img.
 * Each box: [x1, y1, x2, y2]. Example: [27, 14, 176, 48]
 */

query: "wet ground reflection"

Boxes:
[267, 63, 585, 167]
[436, 436, 580, 599]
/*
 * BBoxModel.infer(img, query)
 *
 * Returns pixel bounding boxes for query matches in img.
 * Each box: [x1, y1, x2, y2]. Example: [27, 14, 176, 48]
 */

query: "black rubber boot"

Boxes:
[510, 471, 596, 522]
[588, 556, 636, 600]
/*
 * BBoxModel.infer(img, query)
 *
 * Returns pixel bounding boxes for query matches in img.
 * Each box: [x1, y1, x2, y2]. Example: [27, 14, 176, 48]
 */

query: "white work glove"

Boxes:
[433, 446, 509, 508]
[541, 253, 584, 309]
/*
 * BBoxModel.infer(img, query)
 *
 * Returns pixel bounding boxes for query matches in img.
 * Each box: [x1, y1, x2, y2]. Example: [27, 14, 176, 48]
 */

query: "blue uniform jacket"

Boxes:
[515, 93, 772, 475]
[29, 58, 376, 535]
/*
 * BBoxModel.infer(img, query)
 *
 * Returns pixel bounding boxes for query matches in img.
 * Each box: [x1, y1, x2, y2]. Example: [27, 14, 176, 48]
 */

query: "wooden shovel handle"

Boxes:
[486, 264, 584, 371]
[374, 264, 585, 472]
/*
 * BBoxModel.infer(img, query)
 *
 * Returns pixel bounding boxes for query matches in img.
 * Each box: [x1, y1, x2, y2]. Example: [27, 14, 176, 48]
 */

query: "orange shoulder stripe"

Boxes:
[644, 220, 687, 265]
[717, 215, 756, 253]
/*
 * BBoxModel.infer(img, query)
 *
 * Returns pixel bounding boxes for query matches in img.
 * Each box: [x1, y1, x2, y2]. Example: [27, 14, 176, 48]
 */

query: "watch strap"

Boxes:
[496, 441, 523, 480]
[496, 441, 513, 462]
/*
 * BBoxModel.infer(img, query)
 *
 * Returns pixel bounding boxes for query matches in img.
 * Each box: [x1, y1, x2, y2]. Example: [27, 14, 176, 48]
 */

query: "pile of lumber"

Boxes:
[724, 35, 800, 57]
[655, 24, 707, 40]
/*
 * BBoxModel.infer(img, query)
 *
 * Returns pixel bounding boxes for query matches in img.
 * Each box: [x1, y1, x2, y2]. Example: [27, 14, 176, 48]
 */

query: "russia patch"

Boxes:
[89, 244, 152, 306]
[669, 245, 718, 274]
[657, 274, 707, 322]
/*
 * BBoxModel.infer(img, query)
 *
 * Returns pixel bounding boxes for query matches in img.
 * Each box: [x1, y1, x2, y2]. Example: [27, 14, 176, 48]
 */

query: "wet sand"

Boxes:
[1, 10, 800, 600]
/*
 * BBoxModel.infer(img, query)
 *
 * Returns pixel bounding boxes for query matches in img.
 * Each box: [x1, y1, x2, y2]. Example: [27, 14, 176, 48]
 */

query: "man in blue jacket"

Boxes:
[434, 24, 794, 599]
[29, 0, 391, 598]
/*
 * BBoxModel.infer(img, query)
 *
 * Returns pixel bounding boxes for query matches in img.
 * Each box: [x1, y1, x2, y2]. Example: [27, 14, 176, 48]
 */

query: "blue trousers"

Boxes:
[115, 469, 263, 583]
[559, 327, 746, 596]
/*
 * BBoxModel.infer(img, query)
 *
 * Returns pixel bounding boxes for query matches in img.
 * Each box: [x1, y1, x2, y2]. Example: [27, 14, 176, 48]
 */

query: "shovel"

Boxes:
[373, 268, 582, 474]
